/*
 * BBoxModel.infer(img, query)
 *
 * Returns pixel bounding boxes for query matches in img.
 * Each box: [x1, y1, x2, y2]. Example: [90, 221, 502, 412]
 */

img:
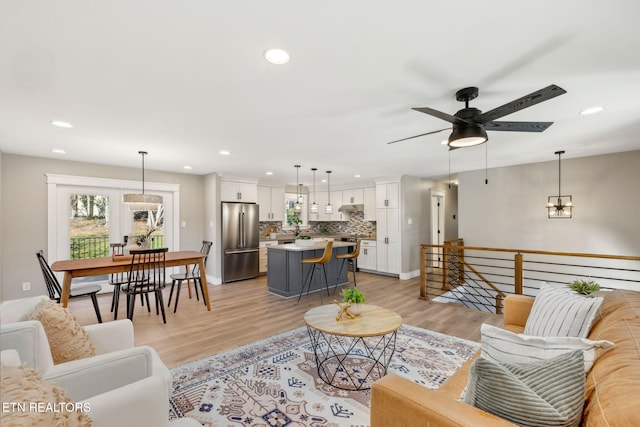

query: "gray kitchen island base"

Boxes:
[267, 242, 353, 298]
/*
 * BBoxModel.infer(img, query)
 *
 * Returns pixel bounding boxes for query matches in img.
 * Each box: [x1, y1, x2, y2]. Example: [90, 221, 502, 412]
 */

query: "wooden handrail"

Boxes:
[422, 244, 640, 262]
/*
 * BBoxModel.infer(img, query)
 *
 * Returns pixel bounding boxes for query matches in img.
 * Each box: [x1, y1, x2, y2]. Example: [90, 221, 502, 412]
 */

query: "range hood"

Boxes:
[338, 204, 364, 213]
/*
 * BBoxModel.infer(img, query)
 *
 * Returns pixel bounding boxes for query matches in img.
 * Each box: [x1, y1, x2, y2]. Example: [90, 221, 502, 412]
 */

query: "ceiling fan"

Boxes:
[388, 84, 567, 149]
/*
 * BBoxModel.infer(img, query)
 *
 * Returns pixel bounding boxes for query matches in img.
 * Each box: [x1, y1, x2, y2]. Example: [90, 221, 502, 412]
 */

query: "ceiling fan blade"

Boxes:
[484, 121, 554, 132]
[412, 107, 471, 125]
[479, 84, 567, 123]
[387, 127, 451, 144]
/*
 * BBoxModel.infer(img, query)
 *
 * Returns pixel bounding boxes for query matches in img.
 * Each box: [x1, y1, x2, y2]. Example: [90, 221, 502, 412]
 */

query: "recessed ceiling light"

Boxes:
[183, 165, 192, 170]
[580, 106, 604, 115]
[264, 48, 290, 65]
[50, 120, 73, 128]
[354, 174, 361, 178]
[321, 179, 327, 183]
[51, 148, 66, 154]
[219, 150, 231, 156]
[265, 171, 273, 175]
[440, 139, 448, 145]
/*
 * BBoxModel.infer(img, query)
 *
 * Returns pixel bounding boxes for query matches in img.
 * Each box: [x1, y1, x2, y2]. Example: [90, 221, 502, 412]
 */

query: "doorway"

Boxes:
[430, 190, 445, 269]
[46, 174, 180, 283]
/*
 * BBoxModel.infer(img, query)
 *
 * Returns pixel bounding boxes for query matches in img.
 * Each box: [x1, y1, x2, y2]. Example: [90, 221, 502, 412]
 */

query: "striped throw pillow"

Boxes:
[480, 323, 613, 372]
[463, 350, 585, 427]
[524, 282, 603, 337]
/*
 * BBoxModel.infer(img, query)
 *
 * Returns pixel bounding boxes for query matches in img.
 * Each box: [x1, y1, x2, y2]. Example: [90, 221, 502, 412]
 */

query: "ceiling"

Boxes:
[1, 1, 639, 188]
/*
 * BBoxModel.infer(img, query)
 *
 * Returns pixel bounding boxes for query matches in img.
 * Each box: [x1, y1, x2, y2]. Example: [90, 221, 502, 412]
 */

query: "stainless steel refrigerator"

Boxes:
[222, 202, 260, 283]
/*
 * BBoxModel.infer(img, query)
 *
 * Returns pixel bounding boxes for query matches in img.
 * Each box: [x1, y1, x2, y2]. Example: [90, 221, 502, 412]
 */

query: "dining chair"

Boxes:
[109, 242, 130, 320]
[167, 241, 212, 313]
[35, 250, 103, 323]
[335, 239, 361, 291]
[297, 241, 333, 303]
[122, 248, 169, 324]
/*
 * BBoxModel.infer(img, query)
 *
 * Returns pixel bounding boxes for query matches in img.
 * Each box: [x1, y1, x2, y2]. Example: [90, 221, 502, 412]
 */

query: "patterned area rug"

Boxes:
[169, 324, 479, 427]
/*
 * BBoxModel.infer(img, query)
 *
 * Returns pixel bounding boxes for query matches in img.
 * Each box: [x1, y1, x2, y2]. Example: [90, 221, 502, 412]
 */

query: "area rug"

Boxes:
[169, 324, 479, 427]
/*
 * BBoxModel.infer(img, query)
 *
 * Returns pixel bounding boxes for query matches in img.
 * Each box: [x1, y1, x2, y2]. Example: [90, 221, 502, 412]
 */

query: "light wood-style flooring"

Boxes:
[72, 272, 503, 368]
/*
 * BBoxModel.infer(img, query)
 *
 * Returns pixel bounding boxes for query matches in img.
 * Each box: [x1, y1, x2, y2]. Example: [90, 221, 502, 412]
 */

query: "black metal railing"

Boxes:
[420, 240, 640, 314]
[70, 234, 165, 259]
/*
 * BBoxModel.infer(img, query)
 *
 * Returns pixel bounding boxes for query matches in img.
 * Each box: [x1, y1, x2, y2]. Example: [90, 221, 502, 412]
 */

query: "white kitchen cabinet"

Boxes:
[376, 182, 399, 209]
[363, 187, 376, 221]
[342, 188, 364, 205]
[258, 186, 284, 221]
[221, 180, 258, 203]
[376, 207, 400, 274]
[357, 240, 377, 271]
[329, 190, 349, 221]
[259, 240, 279, 273]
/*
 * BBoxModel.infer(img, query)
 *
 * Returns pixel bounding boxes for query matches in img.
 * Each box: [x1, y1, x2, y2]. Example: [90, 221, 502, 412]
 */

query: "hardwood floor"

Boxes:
[71, 272, 504, 368]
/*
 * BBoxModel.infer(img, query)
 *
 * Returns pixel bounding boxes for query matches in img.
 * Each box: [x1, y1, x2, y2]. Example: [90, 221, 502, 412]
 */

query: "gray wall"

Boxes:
[1, 154, 205, 301]
[458, 150, 640, 255]
[400, 176, 432, 277]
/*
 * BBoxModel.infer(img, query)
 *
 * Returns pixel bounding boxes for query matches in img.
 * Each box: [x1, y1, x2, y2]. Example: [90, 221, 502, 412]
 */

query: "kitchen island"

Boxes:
[267, 241, 354, 298]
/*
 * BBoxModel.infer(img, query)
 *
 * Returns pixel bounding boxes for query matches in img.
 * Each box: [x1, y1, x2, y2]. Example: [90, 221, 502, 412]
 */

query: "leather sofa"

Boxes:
[370, 289, 640, 426]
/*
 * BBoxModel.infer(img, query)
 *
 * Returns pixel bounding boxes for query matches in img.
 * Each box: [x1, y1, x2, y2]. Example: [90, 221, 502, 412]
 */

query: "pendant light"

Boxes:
[546, 150, 573, 218]
[310, 168, 318, 214]
[294, 165, 302, 213]
[325, 170, 333, 214]
[123, 151, 163, 211]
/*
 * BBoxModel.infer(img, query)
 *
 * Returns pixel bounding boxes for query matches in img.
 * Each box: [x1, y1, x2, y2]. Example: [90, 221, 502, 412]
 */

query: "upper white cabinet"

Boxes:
[258, 186, 284, 221]
[363, 187, 376, 221]
[342, 188, 364, 205]
[221, 179, 258, 203]
[376, 182, 399, 209]
[329, 190, 349, 221]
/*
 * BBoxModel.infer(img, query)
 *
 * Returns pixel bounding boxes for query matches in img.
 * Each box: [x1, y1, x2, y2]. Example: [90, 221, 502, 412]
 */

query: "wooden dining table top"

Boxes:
[51, 250, 206, 276]
[51, 250, 211, 311]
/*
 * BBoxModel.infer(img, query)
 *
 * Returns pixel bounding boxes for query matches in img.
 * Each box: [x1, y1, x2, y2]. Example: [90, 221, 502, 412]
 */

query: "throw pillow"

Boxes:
[480, 323, 613, 372]
[524, 282, 603, 337]
[29, 300, 96, 364]
[463, 350, 585, 427]
[0, 364, 92, 426]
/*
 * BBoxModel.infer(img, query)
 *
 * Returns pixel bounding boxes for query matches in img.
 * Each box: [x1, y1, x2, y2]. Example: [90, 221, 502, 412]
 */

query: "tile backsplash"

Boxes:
[259, 211, 376, 236]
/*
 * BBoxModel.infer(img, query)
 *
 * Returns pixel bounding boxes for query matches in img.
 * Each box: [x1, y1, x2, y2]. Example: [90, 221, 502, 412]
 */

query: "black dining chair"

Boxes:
[167, 241, 212, 313]
[108, 243, 131, 320]
[122, 247, 168, 323]
[35, 250, 103, 323]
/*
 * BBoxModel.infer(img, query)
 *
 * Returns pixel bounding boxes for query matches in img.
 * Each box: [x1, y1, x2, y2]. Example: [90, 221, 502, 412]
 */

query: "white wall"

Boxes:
[458, 150, 640, 256]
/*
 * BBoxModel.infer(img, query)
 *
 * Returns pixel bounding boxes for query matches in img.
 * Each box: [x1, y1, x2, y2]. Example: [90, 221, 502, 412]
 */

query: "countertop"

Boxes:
[268, 241, 356, 251]
[260, 233, 376, 242]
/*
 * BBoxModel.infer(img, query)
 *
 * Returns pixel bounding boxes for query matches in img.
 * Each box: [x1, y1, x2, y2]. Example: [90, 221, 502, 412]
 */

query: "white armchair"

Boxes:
[1, 347, 200, 427]
[0, 296, 169, 384]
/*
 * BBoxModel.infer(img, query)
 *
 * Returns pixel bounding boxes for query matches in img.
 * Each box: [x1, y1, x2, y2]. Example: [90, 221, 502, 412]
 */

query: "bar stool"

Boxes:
[298, 241, 333, 303]
[335, 239, 361, 292]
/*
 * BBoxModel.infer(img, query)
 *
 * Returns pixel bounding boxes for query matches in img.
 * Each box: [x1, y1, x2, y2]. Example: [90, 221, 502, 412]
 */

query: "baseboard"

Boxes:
[399, 269, 420, 280]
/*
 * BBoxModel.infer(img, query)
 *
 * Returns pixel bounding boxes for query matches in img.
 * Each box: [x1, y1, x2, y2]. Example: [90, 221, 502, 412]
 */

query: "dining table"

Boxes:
[51, 250, 211, 311]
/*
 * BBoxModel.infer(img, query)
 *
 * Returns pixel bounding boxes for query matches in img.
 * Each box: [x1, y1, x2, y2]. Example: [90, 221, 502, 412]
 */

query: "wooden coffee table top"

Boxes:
[304, 304, 403, 337]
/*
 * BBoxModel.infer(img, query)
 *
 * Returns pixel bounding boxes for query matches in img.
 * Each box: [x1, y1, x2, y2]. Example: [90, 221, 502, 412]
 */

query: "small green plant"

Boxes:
[295, 235, 311, 240]
[568, 279, 600, 295]
[341, 287, 365, 304]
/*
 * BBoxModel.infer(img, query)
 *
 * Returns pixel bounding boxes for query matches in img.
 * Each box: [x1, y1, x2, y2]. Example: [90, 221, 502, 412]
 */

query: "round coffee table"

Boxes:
[304, 303, 403, 390]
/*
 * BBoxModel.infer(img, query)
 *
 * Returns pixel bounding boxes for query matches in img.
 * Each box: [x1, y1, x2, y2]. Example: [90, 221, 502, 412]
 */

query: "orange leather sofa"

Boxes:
[370, 289, 640, 426]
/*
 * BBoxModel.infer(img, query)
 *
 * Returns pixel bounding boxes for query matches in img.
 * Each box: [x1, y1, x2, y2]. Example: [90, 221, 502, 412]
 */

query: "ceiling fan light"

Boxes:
[448, 125, 488, 148]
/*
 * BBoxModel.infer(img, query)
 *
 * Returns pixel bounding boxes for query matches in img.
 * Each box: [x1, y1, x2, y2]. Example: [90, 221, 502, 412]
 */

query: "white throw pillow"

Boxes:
[524, 282, 603, 337]
[480, 323, 613, 372]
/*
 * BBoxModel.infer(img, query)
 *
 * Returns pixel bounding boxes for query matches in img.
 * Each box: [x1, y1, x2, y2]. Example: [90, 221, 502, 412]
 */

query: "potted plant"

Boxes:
[341, 287, 365, 314]
[568, 279, 600, 295]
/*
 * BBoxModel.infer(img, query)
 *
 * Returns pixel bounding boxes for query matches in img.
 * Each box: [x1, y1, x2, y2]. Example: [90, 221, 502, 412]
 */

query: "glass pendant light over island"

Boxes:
[325, 170, 333, 214]
[294, 164, 302, 213]
[310, 168, 319, 214]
